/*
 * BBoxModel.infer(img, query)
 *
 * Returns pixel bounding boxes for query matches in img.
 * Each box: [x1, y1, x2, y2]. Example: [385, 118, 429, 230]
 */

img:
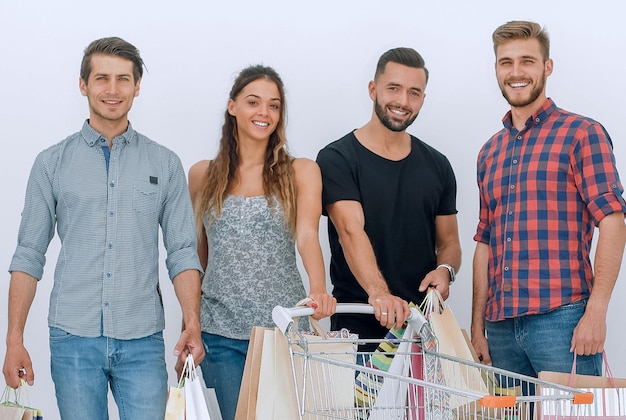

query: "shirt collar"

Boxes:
[502, 98, 557, 131]
[80, 120, 136, 147]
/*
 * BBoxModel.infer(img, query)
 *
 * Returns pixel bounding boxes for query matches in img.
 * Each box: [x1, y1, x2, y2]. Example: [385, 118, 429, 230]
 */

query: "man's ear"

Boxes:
[79, 77, 87, 96]
[134, 78, 141, 97]
[368, 80, 376, 101]
[545, 58, 554, 77]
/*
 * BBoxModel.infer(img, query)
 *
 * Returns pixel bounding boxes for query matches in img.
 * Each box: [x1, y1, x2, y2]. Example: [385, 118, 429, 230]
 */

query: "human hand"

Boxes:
[471, 334, 492, 366]
[306, 293, 337, 320]
[418, 267, 451, 300]
[173, 326, 205, 370]
[3, 344, 34, 388]
[368, 293, 411, 329]
[571, 309, 606, 355]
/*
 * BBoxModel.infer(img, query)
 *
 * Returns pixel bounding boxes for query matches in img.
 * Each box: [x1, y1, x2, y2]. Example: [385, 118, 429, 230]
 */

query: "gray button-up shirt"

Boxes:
[9, 121, 202, 340]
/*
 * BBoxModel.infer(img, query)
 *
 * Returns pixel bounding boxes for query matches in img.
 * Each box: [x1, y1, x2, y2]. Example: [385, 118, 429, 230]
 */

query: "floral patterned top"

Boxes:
[200, 195, 306, 339]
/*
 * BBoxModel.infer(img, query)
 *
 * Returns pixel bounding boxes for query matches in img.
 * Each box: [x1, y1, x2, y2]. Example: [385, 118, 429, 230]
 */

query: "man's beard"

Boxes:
[374, 99, 418, 132]
[500, 74, 545, 108]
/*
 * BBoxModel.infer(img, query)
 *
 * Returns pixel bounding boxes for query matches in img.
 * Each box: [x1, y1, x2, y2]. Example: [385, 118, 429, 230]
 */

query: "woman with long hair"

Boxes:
[187, 65, 336, 419]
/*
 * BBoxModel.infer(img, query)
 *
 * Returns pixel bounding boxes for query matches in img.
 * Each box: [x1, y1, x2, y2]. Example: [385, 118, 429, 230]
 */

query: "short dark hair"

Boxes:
[80, 37, 145, 83]
[374, 47, 429, 83]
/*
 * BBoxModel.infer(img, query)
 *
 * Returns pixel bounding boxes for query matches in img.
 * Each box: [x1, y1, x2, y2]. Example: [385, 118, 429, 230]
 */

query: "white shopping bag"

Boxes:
[165, 354, 217, 420]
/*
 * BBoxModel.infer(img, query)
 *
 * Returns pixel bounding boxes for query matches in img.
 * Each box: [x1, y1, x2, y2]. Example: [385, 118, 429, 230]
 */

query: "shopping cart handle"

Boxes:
[272, 303, 427, 334]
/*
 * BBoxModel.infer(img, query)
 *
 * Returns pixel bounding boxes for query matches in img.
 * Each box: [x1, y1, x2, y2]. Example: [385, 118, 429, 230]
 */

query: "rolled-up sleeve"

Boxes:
[9, 152, 57, 280]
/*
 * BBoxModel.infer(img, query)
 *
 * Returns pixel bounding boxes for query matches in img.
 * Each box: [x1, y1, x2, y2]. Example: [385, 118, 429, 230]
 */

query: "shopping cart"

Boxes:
[272, 303, 595, 420]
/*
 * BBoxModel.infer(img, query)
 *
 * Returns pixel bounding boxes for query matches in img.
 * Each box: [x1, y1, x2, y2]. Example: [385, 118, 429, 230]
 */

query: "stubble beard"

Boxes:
[374, 99, 418, 132]
[500, 74, 546, 108]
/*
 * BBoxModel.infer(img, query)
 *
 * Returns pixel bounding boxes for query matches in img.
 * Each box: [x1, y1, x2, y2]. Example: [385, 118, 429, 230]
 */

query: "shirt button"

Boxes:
[110, 182, 115, 187]
[510, 185, 515, 190]
[106, 272, 112, 278]
[506, 237, 512, 242]
[517, 136, 522, 140]
[109, 211, 114, 217]
[535, 118, 540, 123]
[103, 302, 109, 307]
[107, 243, 113, 249]
[508, 211, 513, 216]
[512, 159, 518, 164]
[504, 266, 510, 271]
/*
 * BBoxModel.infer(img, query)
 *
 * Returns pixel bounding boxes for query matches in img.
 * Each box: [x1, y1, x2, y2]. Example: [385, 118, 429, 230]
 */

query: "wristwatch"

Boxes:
[437, 263, 456, 284]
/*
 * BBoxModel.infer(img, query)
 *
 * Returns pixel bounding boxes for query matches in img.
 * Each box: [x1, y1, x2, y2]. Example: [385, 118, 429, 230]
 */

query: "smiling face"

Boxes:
[228, 78, 282, 143]
[495, 38, 553, 111]
[79, 54, 140, 133]
[370, 62, 426, 132]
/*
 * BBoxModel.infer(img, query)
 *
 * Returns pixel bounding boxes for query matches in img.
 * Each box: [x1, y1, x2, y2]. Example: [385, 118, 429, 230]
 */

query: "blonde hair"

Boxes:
[493, 20, 550, 60]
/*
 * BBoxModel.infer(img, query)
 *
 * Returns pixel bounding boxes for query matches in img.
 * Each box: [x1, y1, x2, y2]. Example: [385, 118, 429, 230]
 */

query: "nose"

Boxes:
[397, 89, 411, 106]
[511, 61, 525, 77]
[257, 103, 270, 116]
[105, 79, 119, 94]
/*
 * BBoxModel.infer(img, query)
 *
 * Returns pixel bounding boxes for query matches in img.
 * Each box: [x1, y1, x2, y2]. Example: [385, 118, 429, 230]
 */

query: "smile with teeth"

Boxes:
[253, 121, 269, 127]
[389, 107, 409, 117]
[509, 82, 530, 88]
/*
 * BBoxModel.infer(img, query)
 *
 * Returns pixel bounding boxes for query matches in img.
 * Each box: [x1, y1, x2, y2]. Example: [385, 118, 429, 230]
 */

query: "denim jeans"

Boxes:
[49, 328, 167, 420]
[485, 299, 602, 383]
[199, 332, 249, 420]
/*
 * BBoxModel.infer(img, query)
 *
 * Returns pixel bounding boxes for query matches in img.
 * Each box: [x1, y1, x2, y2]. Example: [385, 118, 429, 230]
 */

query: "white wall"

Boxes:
[1, 1, 624, 417]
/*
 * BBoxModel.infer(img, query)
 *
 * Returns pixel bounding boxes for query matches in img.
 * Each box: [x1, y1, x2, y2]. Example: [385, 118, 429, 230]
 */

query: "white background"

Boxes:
[1, 1, 624, 418]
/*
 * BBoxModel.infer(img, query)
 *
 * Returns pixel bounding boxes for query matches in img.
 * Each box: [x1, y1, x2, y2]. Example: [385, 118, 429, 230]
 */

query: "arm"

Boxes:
[471, 241, 492, 365]
[3, 271, 37, 388]
[418, 214, 461, 300]
[162, 157, 205, 372]
[172, 268, 204, 366]
[188, 160, 210, 271]
[326, 200, 410, 329]
[292, 159, 336, 319]
[571, 212, 626, 355]
[171, 160, 210, 376]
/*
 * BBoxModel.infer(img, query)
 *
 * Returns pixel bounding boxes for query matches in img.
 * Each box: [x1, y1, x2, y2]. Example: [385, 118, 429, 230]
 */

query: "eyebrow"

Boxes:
[498, 54, 539, 62]
[244, 93, 281, 101]
[92, 72, 133, 78]
[388, 82, 424, 93]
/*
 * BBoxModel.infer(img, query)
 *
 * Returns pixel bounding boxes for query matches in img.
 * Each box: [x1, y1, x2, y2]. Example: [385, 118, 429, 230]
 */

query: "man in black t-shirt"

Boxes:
[316, 47, 461, 346]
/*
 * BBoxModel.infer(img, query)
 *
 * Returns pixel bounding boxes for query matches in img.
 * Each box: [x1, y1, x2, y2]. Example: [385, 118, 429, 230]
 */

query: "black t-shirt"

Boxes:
[316, 131, 458, 343]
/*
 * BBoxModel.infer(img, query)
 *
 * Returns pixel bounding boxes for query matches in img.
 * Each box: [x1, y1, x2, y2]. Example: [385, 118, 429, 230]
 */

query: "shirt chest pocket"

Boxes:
[133, 181, 159, 214]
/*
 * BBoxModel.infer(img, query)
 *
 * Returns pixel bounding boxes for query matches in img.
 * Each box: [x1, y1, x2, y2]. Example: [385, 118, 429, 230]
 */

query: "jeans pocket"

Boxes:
[49, 326, 73, 342]
[554, 299, 587, 313]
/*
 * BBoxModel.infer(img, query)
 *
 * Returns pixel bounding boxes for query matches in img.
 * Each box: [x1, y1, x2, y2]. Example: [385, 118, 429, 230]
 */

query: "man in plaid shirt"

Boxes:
[471, 20, 626, 378]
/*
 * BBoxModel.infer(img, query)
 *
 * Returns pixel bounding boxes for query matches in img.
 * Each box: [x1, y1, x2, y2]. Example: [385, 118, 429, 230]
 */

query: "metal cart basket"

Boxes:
[272, 303, 594, 420]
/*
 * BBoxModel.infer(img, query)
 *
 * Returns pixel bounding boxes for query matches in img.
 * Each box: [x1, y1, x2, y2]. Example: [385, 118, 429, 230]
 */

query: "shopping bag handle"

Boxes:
[272, 303, 427, 335]
[569, 351, 616, 388]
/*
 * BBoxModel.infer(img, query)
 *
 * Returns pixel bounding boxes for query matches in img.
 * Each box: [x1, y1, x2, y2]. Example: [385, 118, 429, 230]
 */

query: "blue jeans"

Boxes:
[485, 300, 602, 384]
[49, 328, 167, 420]
[199, 332, 249, 420]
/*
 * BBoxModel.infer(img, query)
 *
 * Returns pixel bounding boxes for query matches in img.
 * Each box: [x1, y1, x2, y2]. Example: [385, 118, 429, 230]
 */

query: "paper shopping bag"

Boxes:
[235, 326, 270, 420]
[421, 289, 489, 408]
[165, 354, 213, 420]
[256, 323, 356, 419]
[164, 387, 185, 420]
[0, 380, 42, 420]
[539, 353, 626, 419]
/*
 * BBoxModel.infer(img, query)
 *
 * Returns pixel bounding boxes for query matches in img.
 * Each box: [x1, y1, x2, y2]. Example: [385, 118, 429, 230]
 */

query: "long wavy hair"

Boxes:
[194, 65, 296, 237]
